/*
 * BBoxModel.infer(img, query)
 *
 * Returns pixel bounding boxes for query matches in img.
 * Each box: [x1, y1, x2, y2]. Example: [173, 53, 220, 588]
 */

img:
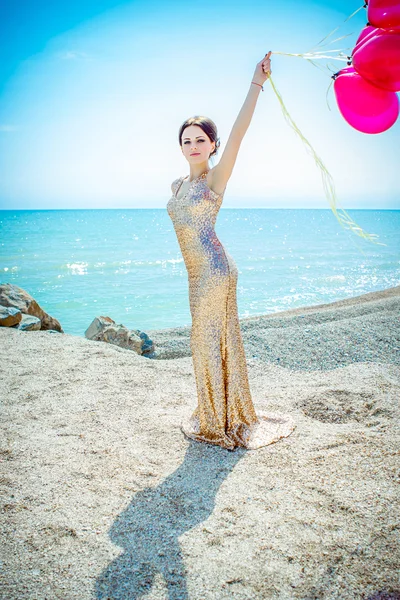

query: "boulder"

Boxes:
[85, 316, 155, 357]
[0, 284, 63, 332]
[85, 316, 115, 340]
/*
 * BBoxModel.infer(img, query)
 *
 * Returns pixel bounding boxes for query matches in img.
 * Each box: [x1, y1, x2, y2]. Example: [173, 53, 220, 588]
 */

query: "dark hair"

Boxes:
[178, 115, 220, 158]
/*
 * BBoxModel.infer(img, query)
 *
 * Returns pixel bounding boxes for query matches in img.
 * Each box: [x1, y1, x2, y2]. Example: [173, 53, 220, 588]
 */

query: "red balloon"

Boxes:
[333, 67, 399, 133]
[352, 29, 400, 91]
[368, 0, 400, 28]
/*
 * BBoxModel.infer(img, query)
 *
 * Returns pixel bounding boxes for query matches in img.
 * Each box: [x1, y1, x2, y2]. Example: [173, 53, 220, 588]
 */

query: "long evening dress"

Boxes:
[167, 171, 295, 450]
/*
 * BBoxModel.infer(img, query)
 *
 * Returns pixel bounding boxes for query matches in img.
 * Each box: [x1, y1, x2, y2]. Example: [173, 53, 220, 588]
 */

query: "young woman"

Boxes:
[167, 52, 295, 450]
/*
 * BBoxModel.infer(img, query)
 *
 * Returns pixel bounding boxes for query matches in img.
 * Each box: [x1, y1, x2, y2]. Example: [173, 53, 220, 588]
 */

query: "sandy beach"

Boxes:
[1, 285, 399, 600]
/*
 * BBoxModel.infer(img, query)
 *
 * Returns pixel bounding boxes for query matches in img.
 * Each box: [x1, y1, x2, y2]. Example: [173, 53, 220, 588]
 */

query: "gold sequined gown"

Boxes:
[167, 172, 295, 450]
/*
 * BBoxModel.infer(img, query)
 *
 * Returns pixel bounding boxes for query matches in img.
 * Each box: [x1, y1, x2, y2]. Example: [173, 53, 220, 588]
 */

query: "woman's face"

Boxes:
[181, 125, 215, 163]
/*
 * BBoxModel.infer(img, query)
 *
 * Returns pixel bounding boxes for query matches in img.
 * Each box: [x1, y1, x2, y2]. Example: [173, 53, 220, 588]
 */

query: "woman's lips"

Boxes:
[190, 153, 200, 156]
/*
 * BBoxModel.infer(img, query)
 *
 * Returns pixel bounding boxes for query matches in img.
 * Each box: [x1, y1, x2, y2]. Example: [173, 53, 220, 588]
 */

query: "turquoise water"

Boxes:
[0, 209, 399, 337]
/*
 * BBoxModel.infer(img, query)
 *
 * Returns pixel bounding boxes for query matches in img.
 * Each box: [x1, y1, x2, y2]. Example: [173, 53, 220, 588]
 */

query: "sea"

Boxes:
[0, 209, 399, 337]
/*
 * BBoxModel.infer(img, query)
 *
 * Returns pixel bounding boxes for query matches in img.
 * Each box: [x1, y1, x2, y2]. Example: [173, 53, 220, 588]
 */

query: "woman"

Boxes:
[167, 52, 295, 451]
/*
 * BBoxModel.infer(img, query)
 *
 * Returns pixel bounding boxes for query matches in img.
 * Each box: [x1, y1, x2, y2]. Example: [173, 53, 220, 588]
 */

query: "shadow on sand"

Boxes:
[95, 439, 246, 599]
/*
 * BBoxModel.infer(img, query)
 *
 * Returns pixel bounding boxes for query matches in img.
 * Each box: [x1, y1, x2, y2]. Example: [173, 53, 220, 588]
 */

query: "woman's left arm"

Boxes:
[210, 52, 272, 193]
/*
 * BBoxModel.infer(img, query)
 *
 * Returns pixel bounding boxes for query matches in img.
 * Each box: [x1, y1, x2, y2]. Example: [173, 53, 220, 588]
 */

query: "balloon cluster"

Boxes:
[332, 0, 400, 133]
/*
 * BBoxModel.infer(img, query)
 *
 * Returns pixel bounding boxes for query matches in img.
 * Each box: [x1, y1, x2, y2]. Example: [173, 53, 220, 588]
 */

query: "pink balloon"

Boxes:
[355, 24, 377, 47]
[368, 0, 400, 28]
[352, 25, 400, 56]
[333, 67, 399, 133]
[352, 29, 400, 91]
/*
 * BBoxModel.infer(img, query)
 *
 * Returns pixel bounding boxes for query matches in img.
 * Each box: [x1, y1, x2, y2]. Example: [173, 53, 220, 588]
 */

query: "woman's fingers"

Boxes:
[259, 51, 272, 75]
[262, 52, 271, 65]
[253, 52, 271, 80]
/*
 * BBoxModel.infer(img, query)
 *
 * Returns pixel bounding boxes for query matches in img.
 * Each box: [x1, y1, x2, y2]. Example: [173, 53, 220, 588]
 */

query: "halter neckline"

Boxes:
[184, 171, 209, 183]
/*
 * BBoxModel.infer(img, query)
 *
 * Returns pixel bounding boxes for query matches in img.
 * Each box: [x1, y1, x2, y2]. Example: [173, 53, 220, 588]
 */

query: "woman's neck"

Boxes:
[188, 164, 210, 181]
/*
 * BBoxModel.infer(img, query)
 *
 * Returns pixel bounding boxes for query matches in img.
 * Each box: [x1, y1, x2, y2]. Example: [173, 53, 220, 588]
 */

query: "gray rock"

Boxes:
[85, 316, 155, 356]
[15, 314, 42, 331]
[84, 316, 115, 340]
[102, 324, 142, 353]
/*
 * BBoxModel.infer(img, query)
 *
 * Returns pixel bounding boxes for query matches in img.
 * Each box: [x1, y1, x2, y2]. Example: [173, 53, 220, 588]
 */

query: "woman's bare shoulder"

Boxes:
[171, 176, 183, 192]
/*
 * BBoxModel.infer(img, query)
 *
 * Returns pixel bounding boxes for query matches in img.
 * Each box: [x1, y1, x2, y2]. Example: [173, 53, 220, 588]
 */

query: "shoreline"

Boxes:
[145, 284, 400, 366]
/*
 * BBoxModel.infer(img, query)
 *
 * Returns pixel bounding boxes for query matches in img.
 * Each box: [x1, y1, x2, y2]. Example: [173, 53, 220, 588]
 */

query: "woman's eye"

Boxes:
[184, 140, 205, 144]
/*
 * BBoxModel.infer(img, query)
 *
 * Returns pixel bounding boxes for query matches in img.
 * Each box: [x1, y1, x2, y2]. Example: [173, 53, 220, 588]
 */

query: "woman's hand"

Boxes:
[252, 51, 272, 86]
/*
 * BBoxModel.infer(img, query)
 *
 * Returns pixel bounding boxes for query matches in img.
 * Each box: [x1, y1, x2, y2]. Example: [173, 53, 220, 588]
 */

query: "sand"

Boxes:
[1, 285, 399, 600]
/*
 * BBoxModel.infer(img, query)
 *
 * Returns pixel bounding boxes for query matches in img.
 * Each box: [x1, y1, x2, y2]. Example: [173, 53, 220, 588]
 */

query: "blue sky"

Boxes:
[0, 0, 399, 209]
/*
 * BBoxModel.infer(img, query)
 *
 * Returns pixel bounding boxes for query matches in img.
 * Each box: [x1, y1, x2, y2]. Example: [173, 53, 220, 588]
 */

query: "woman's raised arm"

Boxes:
[210, 52, 272, 193]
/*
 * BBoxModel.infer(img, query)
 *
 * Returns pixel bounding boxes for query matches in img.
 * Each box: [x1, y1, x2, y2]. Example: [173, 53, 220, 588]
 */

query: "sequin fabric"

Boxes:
[167, 171, 295, 450]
